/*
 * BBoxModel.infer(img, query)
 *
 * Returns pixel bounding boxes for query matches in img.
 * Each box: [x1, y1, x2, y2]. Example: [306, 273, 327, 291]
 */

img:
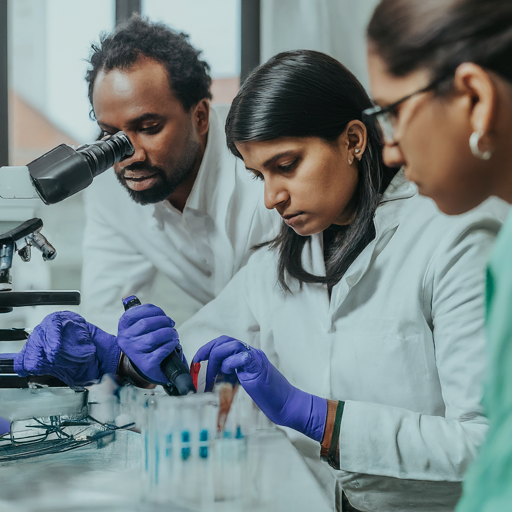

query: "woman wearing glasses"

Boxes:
[366, 1, 512, 510]
[173, 50, 502, 512]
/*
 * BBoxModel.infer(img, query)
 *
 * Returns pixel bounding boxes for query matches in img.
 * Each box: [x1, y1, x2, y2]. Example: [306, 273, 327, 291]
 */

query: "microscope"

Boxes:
[0, 133, 134, 388]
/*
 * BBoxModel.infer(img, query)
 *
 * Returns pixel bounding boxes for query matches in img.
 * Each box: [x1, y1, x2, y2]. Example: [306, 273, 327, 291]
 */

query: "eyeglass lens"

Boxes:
[377, 111, 396, 144]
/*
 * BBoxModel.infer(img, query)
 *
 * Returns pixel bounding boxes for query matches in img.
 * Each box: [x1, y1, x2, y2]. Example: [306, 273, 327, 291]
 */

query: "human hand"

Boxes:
[13, 311, 120, 386]
[117, 303, 182, 384]
[193, 335, 327, 442]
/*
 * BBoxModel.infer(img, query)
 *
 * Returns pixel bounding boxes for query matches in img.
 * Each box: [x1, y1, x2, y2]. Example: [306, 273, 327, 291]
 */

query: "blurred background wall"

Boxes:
[1, 0, 379, 329]
[261, 0, 379, 89]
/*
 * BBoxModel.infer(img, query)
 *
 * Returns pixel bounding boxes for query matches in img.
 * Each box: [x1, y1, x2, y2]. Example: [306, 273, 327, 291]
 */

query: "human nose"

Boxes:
[114, 138, 147, 170]
[263, 178, 288, 211]
[382, 141, 406, 169]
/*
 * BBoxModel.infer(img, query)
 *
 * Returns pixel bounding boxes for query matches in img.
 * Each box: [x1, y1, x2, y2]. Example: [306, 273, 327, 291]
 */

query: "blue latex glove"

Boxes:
[13, 311, 120, 387]
[117, 303, 182, 384]
[194, 336, 328, 443]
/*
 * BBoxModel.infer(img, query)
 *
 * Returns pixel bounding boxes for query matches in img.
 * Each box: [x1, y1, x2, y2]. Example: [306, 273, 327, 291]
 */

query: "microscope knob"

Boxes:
[18, 245, 31, 262]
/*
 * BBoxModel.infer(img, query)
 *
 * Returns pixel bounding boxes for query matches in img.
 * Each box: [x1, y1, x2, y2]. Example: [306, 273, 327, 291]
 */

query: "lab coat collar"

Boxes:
[332, 169, 417, 315]
[374, 168, 417, 234]
[300, 170, 417, 311]
[380, 168, 417, 204]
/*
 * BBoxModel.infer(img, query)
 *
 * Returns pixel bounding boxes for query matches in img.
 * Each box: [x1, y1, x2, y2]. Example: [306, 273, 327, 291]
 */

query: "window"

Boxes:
[5, 0, 115, 328]
[142, 0, 241, 104]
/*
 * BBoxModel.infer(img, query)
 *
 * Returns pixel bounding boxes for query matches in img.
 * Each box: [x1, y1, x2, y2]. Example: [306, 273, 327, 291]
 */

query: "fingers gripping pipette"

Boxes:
[122, 295, 197, 396]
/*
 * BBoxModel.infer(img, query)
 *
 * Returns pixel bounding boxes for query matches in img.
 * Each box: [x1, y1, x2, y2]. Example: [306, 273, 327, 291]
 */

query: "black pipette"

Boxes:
[122, 295, 196, 396]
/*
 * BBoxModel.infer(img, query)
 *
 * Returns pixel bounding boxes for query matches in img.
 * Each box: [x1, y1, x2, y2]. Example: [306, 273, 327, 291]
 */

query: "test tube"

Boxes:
[146, 397, 158, 495]
[137, 385, 257, 510]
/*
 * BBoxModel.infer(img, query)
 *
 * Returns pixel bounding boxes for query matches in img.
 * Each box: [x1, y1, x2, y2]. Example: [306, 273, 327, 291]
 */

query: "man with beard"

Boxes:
[81, 16, 278, 333]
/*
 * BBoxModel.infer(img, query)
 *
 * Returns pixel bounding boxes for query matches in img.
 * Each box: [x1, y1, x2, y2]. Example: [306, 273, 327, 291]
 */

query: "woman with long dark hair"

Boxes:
[365, 1, 512, 510]
[175, 50, 502, 511]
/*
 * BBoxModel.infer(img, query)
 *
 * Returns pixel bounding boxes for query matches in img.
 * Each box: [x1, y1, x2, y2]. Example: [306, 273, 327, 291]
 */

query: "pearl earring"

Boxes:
[469, 131, 493, 160]
[354, 149, 360, 154]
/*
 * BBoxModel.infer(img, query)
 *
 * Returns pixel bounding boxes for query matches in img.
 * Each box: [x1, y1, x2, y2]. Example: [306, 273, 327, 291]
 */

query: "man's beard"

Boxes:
[116, 137, 201, 205]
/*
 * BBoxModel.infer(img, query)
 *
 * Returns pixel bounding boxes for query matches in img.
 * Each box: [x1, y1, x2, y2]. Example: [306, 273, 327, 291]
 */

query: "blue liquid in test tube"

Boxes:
[166, 433, 172, 458]
[199, 429, 208, 459]
[181, 431, 191, 460]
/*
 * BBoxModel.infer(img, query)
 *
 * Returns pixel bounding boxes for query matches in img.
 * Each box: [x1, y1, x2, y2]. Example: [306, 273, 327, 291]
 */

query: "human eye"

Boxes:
[140, 123, 161, 135]
[251, 172, 264, 181]
[277, 159, 298, 173]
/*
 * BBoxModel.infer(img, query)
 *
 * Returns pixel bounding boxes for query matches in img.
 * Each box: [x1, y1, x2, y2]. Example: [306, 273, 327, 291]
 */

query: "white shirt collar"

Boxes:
[184, 106, 231, 215]
[151, 106, 235, 224]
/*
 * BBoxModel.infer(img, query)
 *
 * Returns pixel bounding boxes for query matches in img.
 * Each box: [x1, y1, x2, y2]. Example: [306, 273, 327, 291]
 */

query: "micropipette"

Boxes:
[122, 295, 197, 396]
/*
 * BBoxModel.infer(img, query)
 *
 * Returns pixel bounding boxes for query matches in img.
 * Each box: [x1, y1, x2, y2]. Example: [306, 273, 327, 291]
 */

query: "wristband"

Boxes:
[321, 400, 344, 470]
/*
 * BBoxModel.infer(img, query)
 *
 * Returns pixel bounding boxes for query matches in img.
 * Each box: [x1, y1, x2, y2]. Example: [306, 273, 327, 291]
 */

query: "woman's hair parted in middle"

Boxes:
[225, 49, 396, 291]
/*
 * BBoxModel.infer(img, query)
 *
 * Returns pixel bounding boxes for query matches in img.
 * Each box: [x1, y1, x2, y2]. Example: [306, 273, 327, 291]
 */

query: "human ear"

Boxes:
[343, 120, 367, 165]
[453, 63, 497, 149]
[193, 99, 210, 136]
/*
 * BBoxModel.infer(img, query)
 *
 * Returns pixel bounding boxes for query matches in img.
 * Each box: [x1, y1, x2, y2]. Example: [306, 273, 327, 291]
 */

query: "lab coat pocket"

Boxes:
[333, 331, 441, 414]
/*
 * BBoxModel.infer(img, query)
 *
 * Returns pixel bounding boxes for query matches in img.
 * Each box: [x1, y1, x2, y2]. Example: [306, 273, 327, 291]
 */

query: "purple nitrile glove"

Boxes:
[0, 417, 9, 435]
[117, 303, 182, 384]
[13, 311, 120, 387]
[193, 335, 328, 443]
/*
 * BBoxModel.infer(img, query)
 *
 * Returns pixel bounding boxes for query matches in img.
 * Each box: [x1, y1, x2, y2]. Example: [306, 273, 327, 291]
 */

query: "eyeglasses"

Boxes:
[363, 75, 448, 144]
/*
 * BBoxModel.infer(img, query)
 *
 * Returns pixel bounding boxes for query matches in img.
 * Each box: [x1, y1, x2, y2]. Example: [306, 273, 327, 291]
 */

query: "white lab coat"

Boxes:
[81, 105, 280, 333]
[179, 171, 503, 512]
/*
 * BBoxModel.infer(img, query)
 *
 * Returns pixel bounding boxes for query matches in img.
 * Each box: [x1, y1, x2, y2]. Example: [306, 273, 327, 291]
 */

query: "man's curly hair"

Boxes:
[86, 15, 212, 117]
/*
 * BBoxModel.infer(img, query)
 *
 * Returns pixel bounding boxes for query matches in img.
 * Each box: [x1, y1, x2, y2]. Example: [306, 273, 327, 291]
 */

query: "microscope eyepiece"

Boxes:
[26, 131, 134, 205]
[77, 132, 134, 178]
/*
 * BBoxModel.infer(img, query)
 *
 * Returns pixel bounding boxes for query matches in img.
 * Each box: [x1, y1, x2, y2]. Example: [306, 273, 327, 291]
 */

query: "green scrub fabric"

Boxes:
[457, 211, 512, 512]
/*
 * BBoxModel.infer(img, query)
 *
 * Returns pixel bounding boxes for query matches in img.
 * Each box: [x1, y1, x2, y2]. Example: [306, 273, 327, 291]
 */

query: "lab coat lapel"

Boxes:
[299, 234, 332, 330]
[302, 233, 327, 277]
[329, 170, 417, 317]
